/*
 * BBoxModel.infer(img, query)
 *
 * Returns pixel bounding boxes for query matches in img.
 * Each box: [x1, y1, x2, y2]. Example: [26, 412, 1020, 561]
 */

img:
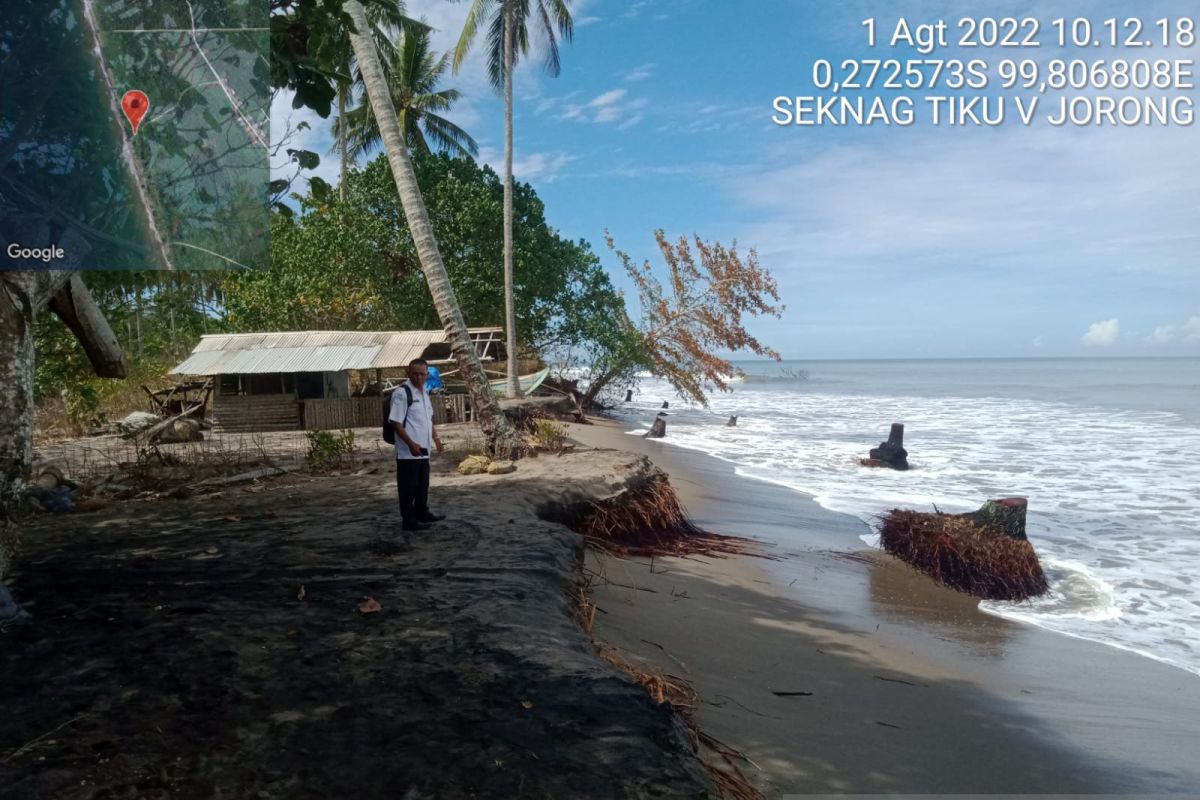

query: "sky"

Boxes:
[270, 0, 1200, 359]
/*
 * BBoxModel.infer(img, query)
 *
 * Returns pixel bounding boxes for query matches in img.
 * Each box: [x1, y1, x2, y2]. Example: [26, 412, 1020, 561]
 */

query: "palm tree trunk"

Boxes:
[344, 0, 522, 458]
[338, 87, 349, 200]
[502, 1, 521, 398]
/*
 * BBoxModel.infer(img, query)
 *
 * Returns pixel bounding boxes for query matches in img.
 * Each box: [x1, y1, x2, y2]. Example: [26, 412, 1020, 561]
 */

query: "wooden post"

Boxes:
[624, 389, 633, 403]
[726, 415, 738, 427]
[887, 422, 904, 449]
[661, 401, 669, 409]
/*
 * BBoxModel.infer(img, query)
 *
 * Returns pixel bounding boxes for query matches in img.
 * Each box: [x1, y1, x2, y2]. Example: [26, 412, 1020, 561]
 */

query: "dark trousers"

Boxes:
[395, 458, 430, 524]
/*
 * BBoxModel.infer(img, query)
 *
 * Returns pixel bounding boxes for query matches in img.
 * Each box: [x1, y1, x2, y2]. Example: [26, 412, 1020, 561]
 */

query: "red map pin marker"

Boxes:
[121, 90, 150, 136]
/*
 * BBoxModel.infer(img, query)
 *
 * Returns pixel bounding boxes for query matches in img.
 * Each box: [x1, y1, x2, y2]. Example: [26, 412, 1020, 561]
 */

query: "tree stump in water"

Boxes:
[868, 422, 909, 470]
[726, 415, 738, 427]
[661, 401, 669, 409]
[645, 415, 667, 439]
[962, 497, 1028, 541]
[624, 389, 633, 403]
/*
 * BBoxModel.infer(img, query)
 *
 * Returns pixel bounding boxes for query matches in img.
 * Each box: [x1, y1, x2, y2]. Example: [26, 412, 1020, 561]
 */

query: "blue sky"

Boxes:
[271, 0, 1199, 359]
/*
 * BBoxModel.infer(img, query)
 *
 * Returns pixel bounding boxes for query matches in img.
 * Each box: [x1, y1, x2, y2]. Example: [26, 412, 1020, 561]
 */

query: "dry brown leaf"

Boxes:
[357, 597, 382, 614]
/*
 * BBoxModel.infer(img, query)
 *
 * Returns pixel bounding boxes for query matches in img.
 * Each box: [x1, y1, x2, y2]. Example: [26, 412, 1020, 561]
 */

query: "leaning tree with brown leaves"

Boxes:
[582, 230, 785, 408]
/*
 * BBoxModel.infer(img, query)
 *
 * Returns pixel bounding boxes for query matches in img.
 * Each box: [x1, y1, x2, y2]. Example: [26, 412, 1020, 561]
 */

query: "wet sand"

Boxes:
[569, 418, 1200, 796]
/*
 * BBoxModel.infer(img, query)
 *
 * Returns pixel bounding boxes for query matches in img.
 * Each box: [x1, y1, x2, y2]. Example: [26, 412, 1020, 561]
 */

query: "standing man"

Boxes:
[390, 358, 445, 531]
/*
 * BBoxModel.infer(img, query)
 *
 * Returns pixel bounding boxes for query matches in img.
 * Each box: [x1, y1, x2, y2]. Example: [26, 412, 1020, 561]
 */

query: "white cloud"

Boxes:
[1149, 315, 1200, 344]
[730, 124, 1199, 287]
[1152, 326, 1177, 343]
[589, 89, 627, 108]
[622, 63, 655, 82]
[576, 15, 602, 27]
[560, 88, 645, 125]
[617, 113, 645, 131]
[477, 146, 576, 183]
[1083, 319, 1120, 347]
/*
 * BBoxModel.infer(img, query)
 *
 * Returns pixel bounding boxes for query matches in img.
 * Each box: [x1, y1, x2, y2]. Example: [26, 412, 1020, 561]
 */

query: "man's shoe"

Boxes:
[401, 520, 431, 532]
[418, 512, 446, 523]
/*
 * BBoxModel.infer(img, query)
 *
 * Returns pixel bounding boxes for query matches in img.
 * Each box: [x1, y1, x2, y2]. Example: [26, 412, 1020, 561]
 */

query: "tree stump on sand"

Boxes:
[867, 422, 908, 470]
[726, 415, 738, 427]
[624, 389, 633, 403]
[962, 497, 1028, 541]
[645, 416, 667, 439]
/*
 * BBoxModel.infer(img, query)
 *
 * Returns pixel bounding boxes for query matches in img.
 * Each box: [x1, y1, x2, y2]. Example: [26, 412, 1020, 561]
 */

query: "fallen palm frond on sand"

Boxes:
[599, 645, 763, 800]
[565, 475, 761, 559]
[878, 508, 1049, 600]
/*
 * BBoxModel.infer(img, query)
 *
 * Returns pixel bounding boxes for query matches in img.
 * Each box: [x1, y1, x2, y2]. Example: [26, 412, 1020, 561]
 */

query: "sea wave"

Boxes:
[618, 377, 1200, 678]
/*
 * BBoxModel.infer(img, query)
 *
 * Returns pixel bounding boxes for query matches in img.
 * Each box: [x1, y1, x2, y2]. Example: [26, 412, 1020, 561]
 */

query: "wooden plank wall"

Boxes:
[303, 398, 382, 431]
[213, 394, 301, 433]
[435, 394, 468, 425]
[304, 394, 470, 430]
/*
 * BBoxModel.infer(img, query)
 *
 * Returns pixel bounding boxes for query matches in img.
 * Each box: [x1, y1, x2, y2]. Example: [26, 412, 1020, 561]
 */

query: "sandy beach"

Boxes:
[0, 437, 714, 799]
[5, 415, 1200, 798]
[570, 418, 1200, 796]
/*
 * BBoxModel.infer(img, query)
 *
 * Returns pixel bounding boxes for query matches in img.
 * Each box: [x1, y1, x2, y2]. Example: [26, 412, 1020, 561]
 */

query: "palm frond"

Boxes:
[421, 113, 480, 158]
[486, 5, 507, 91]
[453, 0, 491, 72]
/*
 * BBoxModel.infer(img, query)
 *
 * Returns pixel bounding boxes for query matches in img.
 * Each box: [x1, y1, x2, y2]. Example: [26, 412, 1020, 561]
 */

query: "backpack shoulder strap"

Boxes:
[401, 385, 414, 427]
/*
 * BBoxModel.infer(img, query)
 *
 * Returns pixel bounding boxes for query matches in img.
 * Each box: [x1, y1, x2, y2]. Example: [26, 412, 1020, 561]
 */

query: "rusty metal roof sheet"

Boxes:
[170, 329, 501, 375]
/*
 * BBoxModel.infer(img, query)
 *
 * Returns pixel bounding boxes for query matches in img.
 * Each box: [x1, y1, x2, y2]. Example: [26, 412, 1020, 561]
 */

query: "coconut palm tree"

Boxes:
[453, 0, 574, 398]
[329, 0, 417, 200]
[332, 26, 479, 163]
[343, 0, 522, 458]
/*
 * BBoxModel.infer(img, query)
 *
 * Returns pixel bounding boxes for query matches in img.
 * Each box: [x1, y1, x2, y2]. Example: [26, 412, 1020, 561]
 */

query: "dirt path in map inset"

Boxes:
[81, 0, 175, 271]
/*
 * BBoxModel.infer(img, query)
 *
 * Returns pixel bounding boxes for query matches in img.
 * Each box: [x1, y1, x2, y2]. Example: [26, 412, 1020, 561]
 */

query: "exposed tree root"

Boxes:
[598, 645, 763, 800]
[566, 475, 765, 559]
[878, 508, 1049, 601]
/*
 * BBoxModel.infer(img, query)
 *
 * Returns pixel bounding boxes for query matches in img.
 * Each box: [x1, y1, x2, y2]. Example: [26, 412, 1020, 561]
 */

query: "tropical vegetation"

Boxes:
[454, 0, 576, 397]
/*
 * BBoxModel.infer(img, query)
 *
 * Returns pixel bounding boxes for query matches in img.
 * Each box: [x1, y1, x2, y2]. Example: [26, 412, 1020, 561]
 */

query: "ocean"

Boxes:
[614, 357, 1200, 678]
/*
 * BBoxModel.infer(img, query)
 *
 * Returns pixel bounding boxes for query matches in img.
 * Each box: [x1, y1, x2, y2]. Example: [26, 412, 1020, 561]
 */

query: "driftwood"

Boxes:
[135, 403, 205, 444]
[193, 465, 297, 488]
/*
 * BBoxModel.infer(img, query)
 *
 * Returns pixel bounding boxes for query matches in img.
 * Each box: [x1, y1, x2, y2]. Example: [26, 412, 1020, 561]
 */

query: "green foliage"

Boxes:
[32, 271, 227, 431]
[270, 0, 418, 117]
[225, 152, 625, 359]
[305, 429, 357, 472]
[531, 418, 568, 453]
[453, 0, 575, 90]
[62, 383, 105, 430]
[332, 25, 477, 160]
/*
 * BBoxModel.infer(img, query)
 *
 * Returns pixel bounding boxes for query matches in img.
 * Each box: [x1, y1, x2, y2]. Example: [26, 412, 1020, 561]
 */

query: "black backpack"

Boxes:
[382, 385, 414, 444]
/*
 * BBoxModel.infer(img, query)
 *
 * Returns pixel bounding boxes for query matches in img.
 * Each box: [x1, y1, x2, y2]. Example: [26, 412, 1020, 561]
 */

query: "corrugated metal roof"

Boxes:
[170, 329, 500, 376]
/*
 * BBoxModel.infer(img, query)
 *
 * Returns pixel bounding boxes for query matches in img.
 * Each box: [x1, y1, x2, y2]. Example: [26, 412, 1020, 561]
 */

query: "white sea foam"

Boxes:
[618, 376, 1200, 678]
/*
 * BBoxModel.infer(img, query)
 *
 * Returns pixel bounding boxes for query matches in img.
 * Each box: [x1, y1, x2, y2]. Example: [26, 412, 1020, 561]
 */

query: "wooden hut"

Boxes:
[169, 329, 502, 433]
